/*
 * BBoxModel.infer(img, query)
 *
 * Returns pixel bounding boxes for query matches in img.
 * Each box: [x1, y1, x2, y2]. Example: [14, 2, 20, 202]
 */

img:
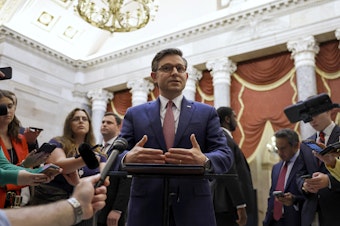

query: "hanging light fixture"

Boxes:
[76, 0, 158, 33]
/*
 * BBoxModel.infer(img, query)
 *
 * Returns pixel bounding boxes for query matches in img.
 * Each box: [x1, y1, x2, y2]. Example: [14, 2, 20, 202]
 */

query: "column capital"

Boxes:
[206, 57, 237, 75]
[87, 89, 113, 103]
[287, 36, 320, 67]
[187, 66, 202, 82]
[336, 29, 340, 48]
[127, 78, 154, 106]
[127, 78, 154, 93]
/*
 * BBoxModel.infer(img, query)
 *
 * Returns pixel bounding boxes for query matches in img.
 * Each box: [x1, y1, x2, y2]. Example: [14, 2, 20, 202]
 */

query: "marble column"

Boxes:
[183, 66, 202, 101]
[287, 36, 320, 139]
[127, 78, 154, 106]
[87, 89, 113, 143]
[206, 57, 237, 109]
[336, 28, 340, 48]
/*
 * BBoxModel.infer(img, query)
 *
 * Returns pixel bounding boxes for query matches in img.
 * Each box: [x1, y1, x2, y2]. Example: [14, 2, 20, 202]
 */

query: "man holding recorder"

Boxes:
[0, 174, 108, 226]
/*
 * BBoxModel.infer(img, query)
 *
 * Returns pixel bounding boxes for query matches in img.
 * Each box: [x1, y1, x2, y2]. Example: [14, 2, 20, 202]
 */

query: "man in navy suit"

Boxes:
[297, 110, 340, 226]
[119, 48, 233, 226]
[263, 129, 306, 226]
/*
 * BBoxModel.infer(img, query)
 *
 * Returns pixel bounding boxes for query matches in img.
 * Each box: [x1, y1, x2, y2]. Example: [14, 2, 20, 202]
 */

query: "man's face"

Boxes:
[151, 54, 188, 100]
[228, 111, 238, 132]
[101, 115, 120, 139]
[309, 111, 332, 132]
[275, 137, 298, 162]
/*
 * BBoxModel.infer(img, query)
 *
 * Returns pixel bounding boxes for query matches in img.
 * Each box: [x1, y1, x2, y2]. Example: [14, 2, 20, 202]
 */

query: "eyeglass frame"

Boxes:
[156, 64, 187, 73]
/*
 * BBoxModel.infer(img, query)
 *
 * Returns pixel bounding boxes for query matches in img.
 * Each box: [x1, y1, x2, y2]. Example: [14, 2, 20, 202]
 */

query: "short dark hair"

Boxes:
[216, 106, 233, 125]
[274, 128, 299, 146]
[104, 112, 122, 126]
[151, 48, 188, 72]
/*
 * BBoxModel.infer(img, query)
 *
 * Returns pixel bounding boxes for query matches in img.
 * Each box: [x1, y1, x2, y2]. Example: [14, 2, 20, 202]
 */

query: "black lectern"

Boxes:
[122, 164, 237, 226]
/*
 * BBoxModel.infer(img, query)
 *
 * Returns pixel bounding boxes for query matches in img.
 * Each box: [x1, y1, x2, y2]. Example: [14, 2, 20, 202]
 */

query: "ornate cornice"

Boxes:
[0, 0, 332, 69]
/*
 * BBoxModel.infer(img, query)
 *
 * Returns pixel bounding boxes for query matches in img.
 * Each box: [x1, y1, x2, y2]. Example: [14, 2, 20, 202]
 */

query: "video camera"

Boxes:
[284, 93, 340, 123]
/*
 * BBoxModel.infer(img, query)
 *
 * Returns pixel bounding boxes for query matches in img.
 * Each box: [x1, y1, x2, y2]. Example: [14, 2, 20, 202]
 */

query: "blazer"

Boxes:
[263, 152, 306, 226]
[119, 97, 233, 226]
[212, 130, 256, 215]
[298, 125, 340, 226]
[97, 142, 131, 226]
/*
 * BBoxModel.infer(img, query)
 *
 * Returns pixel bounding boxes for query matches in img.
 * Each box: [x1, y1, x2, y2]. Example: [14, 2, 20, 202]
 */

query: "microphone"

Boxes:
[78, 143, 100, 169]
[0, 104, 7, 116]
[95, 137, 128, 188]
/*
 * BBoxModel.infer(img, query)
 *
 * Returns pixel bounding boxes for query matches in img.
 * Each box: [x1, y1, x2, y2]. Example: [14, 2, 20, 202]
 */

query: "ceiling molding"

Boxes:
[0, 0, 333, 70]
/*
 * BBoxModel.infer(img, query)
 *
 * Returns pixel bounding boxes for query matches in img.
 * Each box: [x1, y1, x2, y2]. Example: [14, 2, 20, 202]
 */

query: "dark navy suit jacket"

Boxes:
[298, 125, 340, 226]
[263, 152, 306, 226]
[212, 130, 257, 226]
[119, 97, 233, 226]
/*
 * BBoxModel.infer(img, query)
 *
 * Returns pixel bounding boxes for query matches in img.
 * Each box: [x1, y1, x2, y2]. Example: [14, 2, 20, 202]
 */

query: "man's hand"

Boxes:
[303, 172, 330, 193]
[236, 207, 247, 226]
[124, 135, 166, 164]
[107, 210, 121, 226]
[71, 174, 108, 220]
[165, 134, 206, 165]
[276, 192, 294, 206]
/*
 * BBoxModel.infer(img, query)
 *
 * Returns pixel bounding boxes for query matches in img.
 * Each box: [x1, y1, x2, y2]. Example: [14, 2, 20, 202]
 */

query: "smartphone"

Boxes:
[0, 67, 12, 80]
[302, 140, 323, 153]
[301, 174, 312, 179]
[37, 143, 57, 154]
[38, 164, 60, 177]
[273, 190, 284, 197]
[29, 127, 44, 132]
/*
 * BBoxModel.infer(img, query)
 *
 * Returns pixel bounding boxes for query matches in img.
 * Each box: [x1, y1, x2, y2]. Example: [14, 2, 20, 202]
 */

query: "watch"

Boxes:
[204, 157, 211, 171]
[67, 197, 83, 225]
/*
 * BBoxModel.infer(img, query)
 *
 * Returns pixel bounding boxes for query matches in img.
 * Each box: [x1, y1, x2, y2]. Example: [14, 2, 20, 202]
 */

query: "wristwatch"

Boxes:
[204, 157, 211, 171]
[67, 197, 83, 225]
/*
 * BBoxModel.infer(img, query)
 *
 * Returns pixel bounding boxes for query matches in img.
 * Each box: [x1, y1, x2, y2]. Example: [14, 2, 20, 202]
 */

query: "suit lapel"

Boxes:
[147, 99, 167, 151]
[328, 125, 340, 145]
[174, 98, 195, 146]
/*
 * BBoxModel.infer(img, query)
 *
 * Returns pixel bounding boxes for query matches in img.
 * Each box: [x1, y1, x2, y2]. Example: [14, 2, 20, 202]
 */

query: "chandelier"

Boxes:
[76, 0, 159, 33]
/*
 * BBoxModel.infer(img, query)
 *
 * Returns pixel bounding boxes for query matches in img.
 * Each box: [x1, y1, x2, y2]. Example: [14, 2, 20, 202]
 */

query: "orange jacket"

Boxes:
[0, 134, 29, 208]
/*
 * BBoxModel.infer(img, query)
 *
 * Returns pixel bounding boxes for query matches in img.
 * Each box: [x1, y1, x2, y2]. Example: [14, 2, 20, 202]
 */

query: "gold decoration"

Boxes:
[76, 0, 158, 33]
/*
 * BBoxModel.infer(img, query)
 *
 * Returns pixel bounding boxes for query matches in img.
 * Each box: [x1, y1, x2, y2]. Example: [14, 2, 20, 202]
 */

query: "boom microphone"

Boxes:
[95, 137, 128, 188]
[78, 143, 100, 169]
[0, 104, 7, 116]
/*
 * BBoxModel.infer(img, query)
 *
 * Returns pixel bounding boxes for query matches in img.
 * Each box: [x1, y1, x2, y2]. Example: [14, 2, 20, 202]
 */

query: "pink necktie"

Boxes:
[273, 161, 289, 221]
[163, 101, 175, 150]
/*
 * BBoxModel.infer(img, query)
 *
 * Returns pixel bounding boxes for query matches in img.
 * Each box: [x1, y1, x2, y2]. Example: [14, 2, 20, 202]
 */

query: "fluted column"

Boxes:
[127, 78, 154, 106]
[87, 89, 113, 143]
[206, 57, 236, 109]
[183, 66, 202, 101]
[287, 36, 320, 139]
[336, 28, 340, 48]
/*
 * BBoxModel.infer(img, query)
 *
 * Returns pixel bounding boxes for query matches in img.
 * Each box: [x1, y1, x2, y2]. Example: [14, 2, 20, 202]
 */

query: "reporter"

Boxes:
[0, 174, 108, 226]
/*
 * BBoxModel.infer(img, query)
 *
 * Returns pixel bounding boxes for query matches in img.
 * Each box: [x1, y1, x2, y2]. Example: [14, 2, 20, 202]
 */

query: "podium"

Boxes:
[118, 164, 237, 226]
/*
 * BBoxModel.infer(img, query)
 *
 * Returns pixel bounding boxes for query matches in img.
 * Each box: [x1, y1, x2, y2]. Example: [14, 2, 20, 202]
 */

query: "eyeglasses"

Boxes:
[157, 64, 186, 73]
